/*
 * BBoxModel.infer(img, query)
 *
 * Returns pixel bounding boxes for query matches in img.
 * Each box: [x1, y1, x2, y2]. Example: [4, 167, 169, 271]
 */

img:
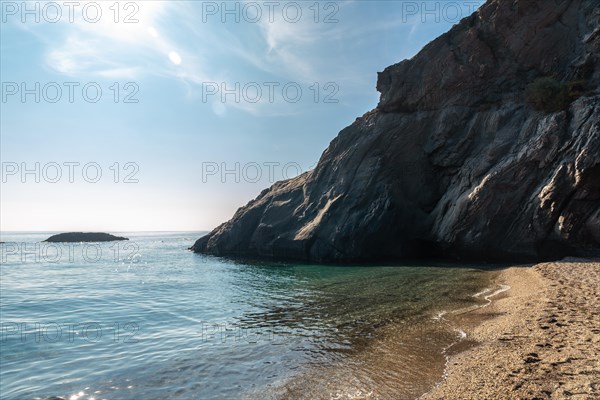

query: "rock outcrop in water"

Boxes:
[44, 232, 128, 243]
[192, 0, 600, 262]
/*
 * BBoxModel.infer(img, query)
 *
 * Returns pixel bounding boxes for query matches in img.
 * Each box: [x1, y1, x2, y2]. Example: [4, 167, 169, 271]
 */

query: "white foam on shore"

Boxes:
[420, 283, 512, 399]
[425, 327, 469, 400]
[471, 287, 493, 298]
[451, 283, 512, 316]
[479, 284, 511, 308]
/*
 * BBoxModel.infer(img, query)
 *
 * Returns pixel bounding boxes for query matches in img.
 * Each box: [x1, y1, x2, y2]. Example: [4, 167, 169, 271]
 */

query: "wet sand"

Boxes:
[423, 259, 600, 400]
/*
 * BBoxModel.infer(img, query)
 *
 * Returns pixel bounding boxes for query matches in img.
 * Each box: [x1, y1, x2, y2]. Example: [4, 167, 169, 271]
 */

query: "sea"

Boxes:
[0, 232, 499, 400]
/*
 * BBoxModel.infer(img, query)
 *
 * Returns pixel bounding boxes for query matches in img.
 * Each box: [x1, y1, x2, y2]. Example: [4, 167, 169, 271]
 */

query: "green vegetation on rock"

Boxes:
[526, 77, 573, 113]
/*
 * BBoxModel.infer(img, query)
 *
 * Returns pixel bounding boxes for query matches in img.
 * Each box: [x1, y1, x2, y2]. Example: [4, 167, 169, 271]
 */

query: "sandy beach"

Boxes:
[423, 259, 600, 400]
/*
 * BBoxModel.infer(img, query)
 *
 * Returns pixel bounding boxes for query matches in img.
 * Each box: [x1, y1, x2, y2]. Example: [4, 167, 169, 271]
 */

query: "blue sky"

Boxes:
[0, 0, 484, 231]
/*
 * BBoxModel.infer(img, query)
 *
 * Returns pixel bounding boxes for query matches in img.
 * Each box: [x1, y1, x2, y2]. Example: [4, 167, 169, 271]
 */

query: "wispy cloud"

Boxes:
[39, 1, 194, 79]
[14, 1, 399, 115]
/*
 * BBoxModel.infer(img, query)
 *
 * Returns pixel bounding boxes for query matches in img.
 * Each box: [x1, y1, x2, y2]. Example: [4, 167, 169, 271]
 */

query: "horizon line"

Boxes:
[0, 230, 211, 233]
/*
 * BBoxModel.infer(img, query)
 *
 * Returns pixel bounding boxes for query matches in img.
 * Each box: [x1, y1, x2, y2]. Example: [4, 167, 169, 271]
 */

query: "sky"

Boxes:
[0, 0, 485, 232]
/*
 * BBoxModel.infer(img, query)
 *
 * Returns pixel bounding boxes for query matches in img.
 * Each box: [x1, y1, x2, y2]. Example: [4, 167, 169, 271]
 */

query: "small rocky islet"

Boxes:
[43, 232, 128, 243]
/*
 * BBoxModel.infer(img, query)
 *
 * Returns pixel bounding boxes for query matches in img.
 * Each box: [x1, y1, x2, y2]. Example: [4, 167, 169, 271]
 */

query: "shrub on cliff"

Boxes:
[526, 77, 571, 113]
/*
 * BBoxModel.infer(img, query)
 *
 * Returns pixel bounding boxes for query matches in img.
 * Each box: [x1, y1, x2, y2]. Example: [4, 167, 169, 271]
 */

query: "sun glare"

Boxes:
[168, 51, 182, 65]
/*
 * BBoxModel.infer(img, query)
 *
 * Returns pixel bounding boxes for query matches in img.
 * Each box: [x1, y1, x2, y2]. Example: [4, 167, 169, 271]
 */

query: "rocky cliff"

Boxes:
[192, 0, 600, 262]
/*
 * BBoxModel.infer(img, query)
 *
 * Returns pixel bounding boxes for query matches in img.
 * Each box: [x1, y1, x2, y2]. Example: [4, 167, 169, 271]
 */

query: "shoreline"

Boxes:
[422, 258, 600, 399]
[252, 266, 500, 400]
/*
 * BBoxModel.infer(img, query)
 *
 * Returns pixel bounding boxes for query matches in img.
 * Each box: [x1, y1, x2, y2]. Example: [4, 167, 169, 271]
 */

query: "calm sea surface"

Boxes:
[0, 232, 496, 399]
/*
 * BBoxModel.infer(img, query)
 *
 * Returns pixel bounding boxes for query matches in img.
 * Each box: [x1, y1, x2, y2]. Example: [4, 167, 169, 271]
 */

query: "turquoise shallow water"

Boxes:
[0, 232, 494, 399]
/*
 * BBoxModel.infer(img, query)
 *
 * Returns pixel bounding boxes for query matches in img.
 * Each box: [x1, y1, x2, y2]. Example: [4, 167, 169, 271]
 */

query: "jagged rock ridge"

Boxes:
[192, 0, 600, 262]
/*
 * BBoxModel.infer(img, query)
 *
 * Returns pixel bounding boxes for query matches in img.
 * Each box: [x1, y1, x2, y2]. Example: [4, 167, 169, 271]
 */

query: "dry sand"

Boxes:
[423, 259, 600, 400]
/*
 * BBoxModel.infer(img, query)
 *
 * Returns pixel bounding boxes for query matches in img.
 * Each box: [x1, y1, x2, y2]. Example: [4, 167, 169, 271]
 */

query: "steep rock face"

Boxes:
[193, 0, 600, 262]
